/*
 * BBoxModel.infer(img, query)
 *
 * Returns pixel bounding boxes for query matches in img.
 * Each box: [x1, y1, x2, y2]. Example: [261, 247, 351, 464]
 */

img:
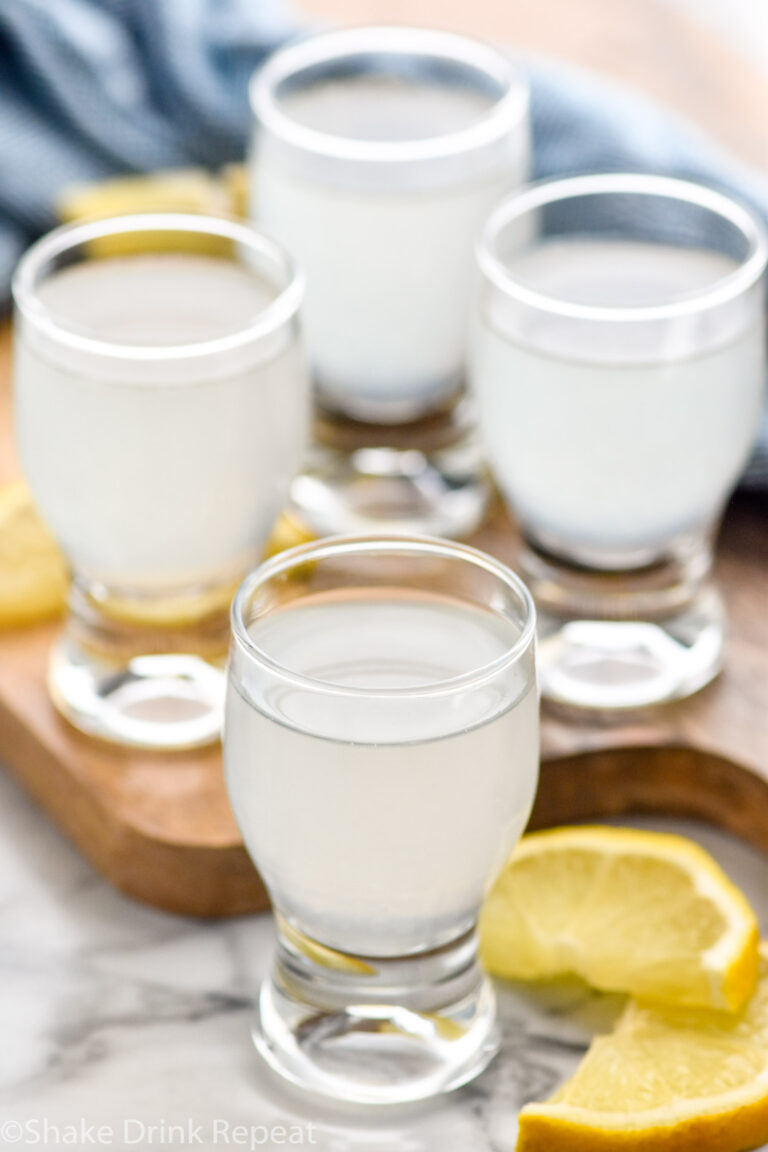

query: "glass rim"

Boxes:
[12, 212, 305, 363]
[231, 534, 537, 700]
[249, 26, 528, 166]
[477, 173, 768, 323]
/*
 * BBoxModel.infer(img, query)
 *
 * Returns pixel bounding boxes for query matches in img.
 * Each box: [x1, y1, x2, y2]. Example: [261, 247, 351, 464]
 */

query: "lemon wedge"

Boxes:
[0, 480, 69, 627]
[480, 825, 759, 1012]
[517, 944, 768, 1152]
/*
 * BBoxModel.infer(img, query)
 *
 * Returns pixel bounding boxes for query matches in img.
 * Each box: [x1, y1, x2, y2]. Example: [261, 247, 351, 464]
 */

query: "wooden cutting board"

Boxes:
[0, 324, 766, 916]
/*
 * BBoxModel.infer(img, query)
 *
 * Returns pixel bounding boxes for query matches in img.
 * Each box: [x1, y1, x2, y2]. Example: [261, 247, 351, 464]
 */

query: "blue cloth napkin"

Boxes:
[1, 0, 767, 486]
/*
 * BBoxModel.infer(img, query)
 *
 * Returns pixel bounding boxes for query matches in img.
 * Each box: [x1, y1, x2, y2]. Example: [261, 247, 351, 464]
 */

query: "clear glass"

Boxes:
[250, 27, 529, 536]
[471, 173, 767, 711]
[225, 535, 538, 1104]
[12, 213, 309, 749]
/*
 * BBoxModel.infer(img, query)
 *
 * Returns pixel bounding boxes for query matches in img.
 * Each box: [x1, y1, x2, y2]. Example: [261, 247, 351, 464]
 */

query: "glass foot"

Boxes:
[48, 581, 229, 749]
[536, 587, 724, 711]
[288, 400, 492, 538]
[253, 923, 499, 1105]
[520, 534, 725, 712]
[49, 640, 225, 750]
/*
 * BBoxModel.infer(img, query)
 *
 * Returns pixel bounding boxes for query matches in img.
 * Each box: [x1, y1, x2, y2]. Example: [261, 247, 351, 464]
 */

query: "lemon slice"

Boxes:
[262, 511, 315, 559]
[56, 169, 244, 259]
[56, 169, 233, 223]
[517, 944, 768, 1152]
[0, 481, 69, 627]
[221, 163, 249, 218]
[480, 826, 759, 1012]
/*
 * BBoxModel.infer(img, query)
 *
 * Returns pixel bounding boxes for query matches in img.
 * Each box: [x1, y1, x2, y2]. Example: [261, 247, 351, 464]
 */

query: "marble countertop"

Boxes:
[2, 768, 768, 1152]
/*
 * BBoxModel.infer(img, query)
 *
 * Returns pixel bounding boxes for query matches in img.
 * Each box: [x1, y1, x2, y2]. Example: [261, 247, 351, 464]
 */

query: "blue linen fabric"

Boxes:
[1, 0, 766, 485]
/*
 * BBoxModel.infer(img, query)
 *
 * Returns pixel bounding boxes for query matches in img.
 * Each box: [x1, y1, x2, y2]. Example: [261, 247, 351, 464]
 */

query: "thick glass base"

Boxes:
[48, 582, 230, 749]
[521, 540, 724, 711]
[252, 922, 499, 1106]
[288, 397, 492, 539]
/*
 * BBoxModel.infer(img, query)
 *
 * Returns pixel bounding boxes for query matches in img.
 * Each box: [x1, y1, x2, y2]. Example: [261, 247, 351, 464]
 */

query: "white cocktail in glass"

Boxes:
[225, 536, 538, 1103]
[471, 174, 767, 710]
[250, 27, 529, 536]
[13, 214, 309, 749]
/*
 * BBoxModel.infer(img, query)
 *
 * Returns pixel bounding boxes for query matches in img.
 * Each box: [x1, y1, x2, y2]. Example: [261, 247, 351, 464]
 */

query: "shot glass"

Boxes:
[13, 213, 308, 749]
[250, 27, 529, 537]
[471, 174, 767, 711]
[225, 536, 538, 1104]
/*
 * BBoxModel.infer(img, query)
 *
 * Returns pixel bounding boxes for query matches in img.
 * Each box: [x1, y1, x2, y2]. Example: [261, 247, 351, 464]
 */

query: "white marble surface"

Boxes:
[2, 767, 768, 1152]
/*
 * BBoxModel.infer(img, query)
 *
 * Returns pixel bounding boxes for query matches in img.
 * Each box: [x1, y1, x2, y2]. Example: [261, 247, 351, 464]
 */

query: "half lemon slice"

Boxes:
[480, 825, 759, 1012]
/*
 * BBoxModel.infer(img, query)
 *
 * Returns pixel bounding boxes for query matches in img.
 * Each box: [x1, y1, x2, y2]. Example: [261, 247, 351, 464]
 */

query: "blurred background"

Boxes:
[300, 0, 768, 169]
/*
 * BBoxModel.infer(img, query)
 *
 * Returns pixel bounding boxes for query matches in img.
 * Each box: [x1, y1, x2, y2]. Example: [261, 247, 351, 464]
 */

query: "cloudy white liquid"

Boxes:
[225, 594, 539, 956]
[471, 240, 765, 562]
[15, 254, 308, 592]
[255, 75, 528, 421]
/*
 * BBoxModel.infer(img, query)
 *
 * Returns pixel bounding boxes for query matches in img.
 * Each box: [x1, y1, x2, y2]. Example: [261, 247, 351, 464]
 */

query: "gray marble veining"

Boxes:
[1, 770, 768, 1151]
